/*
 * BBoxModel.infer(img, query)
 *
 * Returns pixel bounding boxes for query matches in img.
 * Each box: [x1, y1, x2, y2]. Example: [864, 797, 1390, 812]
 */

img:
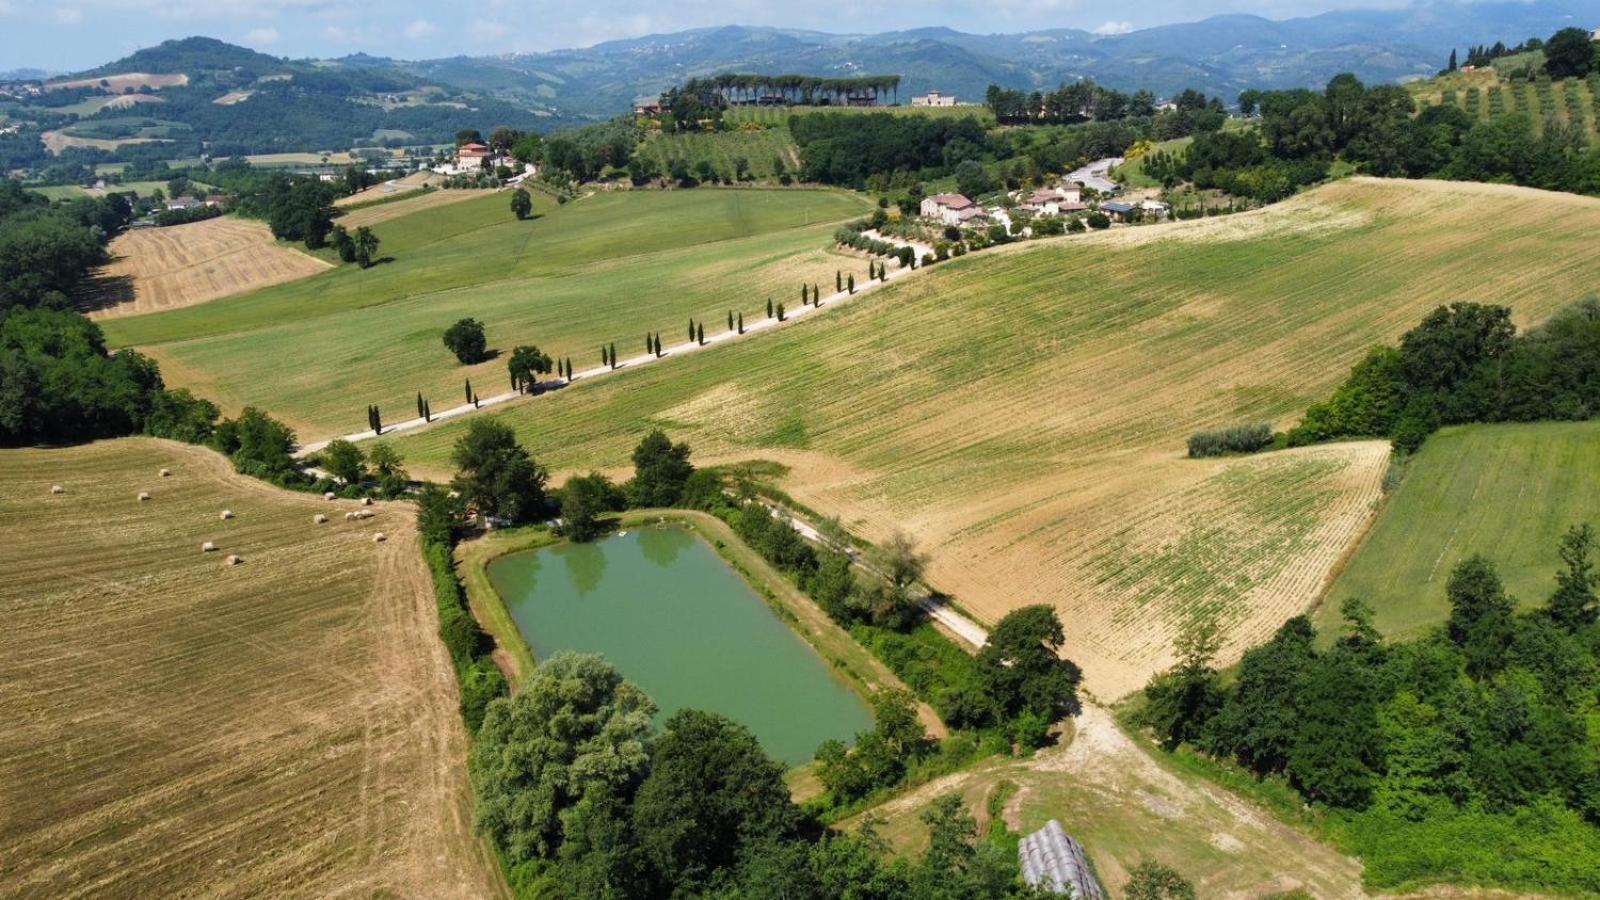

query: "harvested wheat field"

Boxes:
[335, 185, 490, 227]
[81, 217, 330, 319]
[389, 177, 1600, 699]
[0, 439, 502, 898]
[47, 72, 189, 92]
[336, 171, 445, 208]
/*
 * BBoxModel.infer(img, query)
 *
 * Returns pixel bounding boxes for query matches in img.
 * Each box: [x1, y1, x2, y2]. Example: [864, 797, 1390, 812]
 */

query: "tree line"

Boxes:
[1287, 299, 1600, 453]
[1138, 532, 1600, 892]
[985, 81, 1226, 135]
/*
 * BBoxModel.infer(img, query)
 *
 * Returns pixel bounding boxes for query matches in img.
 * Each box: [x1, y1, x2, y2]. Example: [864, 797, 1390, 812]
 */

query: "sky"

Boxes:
[0, 0, 1507, 73]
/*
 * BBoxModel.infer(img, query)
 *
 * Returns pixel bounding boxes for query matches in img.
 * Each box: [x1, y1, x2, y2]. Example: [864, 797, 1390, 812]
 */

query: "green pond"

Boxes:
[487, 526, 873, 765]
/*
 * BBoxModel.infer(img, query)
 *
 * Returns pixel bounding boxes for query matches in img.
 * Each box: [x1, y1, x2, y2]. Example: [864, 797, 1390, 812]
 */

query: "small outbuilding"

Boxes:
[1019, 820, 1104, 899]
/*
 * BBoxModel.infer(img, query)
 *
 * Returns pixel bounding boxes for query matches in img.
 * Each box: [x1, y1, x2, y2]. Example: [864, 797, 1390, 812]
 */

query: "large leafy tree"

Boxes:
[976, 604, 1081, 728]
[1446, 556, 1517, 679]
[633, 710, 798, 891]
[1544, 27, 1597, 79]
[442, 317, 489, 365]
[450, 418, 547, 523]
[470, 653, 655, 863]
[628, 429, 694, 507]
[1205, 616, 1318, 774]
[508, 344, 553, 392]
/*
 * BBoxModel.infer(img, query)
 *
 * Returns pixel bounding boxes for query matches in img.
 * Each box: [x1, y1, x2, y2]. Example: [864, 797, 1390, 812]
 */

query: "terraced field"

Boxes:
[1319, 420, 1600, 641]
[103, 187, 873, 438]
[384, 178, 1600, 698]
[0, 439, 499, 898]
[81, 216, 331, 319]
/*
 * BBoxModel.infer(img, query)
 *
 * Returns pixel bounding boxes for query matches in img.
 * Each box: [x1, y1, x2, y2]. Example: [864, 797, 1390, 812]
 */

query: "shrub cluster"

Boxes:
[1186, 422, 1274, 457]
[418, 485, 506, 732]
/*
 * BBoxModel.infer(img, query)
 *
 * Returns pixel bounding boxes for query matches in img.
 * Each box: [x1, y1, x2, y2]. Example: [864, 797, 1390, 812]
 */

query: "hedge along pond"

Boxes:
[487, 525, 873, 765]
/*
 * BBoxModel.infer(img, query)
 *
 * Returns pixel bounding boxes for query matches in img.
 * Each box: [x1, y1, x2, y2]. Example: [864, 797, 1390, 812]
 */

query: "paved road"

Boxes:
[295, 236, 931, 458]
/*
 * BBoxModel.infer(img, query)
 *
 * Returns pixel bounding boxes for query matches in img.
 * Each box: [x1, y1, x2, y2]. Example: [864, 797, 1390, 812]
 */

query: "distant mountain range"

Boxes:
[51, 0, 1600, 135]
[391, 1, 1596, 119]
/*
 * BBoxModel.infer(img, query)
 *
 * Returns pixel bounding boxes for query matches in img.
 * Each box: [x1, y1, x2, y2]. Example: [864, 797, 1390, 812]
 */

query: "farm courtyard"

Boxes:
[377, 177, 1600, 699]
[0, 439, 500, 898]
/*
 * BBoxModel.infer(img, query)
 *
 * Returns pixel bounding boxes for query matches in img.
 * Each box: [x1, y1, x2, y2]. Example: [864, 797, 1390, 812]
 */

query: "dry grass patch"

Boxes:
[47, 72, 189, 92]
[337, 185, 488, 226]
[81, 217, 331, 319]
[0, 438, 501, 898]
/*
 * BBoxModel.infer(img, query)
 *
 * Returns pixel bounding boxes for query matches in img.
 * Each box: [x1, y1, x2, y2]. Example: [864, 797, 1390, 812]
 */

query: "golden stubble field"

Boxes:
[390, 177, 1600, 699]
[81, 217, 331, 319]
[0, 439, 501, 898]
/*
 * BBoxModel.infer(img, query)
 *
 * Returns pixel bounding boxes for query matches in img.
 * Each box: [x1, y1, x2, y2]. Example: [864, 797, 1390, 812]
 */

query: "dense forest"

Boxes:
[1139, 538, 1600, 892]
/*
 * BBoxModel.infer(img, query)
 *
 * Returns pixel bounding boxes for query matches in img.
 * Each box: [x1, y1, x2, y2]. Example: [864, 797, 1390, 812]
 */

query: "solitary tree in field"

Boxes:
[443, 318, 489, 364]
[510, 188, 532, 220]
[371, 405, 382, 434]
[330, 225, 356, 263]
[766, 298, 774, 318]
[737, 312, 744, 333]
[353, 226, 380, 269]
[776, 302, 785, 322]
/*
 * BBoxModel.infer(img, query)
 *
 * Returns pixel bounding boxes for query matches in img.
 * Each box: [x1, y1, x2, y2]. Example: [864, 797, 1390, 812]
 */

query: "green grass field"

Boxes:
[1318, 420, 1600, 641]
[29, 179, 212, 200]
[103, 187, 871, 438]
[377, 177, 1600, 698]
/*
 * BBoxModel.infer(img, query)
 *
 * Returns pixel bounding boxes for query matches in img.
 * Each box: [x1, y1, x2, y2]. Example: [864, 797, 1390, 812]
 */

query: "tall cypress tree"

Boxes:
[737, 312, 744, 333]
[416, 392, 424, 419]
[836, 270, 842, 292]
[814, 284, 822, 306]
[697, 323, 704, 345]
[847, 273, 855, 294]
[600, 346, 608, 366]
[372, 405, 382, 433]
[777, 302, 786, 322]
[801, 284, 809, 306]
[610, 342, 617, 369]
[688, 319, 695, 342]
[464, 378, 472, 404]
[424, 399, 431, 421]
[727, 310, 734, 331]
[766, 298, 774, 318]
[646, 334, 652, 355]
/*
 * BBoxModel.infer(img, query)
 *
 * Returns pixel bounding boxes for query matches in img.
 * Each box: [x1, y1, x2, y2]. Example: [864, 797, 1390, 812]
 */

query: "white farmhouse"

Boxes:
[911, 90, 958, 107]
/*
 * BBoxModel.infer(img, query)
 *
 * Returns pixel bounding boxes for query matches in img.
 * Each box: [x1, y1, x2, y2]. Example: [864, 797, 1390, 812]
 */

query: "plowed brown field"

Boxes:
[82, 217, 330, 319]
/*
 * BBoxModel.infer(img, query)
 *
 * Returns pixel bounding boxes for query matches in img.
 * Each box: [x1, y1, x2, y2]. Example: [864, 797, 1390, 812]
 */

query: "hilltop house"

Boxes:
[921, 193, 989, 227]
[911, 90, 957, 107]
[456, 142, 490, 169]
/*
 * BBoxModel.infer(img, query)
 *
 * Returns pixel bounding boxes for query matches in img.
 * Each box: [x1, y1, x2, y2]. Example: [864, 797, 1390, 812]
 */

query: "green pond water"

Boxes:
[487, 526, 873, 765]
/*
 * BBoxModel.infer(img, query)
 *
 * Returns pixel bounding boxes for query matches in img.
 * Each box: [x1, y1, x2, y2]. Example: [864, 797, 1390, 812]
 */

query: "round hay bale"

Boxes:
[202, 541, 216, 552]
[225, 554, 243, 566]
[50, 484, 65, 495]
[220, 509, 234, 520]
[324, 491, 336, 501]
[372, 532, 387, 543]
[344, 511, 356, 521]
[314, 513, 328, 524]
[159, 468, 172, 478]
[360, 497, 373, 507]
[137, 491, 151, 502]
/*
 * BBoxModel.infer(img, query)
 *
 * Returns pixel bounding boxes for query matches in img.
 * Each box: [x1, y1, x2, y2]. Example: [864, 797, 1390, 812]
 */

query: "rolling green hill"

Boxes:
[1409, 67, 1600, 142]
[103, 186, 872, 438]
[1318, 419, 1600, 641]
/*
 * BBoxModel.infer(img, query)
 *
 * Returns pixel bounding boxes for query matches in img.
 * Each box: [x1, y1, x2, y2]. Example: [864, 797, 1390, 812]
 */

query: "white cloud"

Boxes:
[244, 26, 279, 45]
[403, 18, 436, 39]
[54, 6, 84, 24]
[1093, 20, 1134, 35]
[468, 18, 509, 42]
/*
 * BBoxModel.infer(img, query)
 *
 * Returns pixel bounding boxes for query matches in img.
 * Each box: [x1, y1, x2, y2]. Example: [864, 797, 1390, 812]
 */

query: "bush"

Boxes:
[1086, 212, 1111, 230]
[442, 317, 488, 365]
[1186, 422, 1273, 457]
[459, 656, 508, 733]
